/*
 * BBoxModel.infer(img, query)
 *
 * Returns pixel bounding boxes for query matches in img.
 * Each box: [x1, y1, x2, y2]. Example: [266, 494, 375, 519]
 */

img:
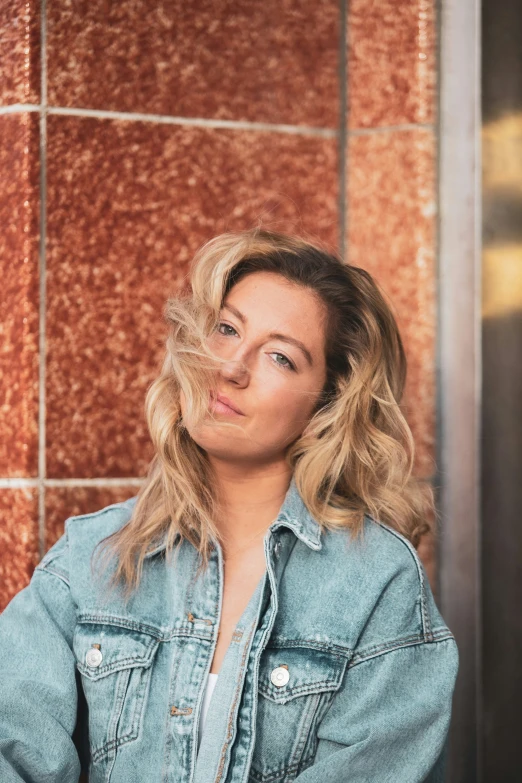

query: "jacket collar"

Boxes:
[270, 473, 323, 551]
[143, 473, 322, 559]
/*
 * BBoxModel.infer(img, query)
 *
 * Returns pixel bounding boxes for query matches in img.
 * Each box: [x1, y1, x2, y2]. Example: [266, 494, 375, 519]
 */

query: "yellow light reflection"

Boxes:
[482, 112, 522, 318]
[483, 245, 522, 318]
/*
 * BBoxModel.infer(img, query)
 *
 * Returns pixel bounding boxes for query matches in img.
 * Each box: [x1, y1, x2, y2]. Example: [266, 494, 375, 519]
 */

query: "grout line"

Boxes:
[1, 475, 436, 489]
[348, 121, 435, 136]
[37, 0, 47, 559]
[0, 478, 145, 489]
[434, 0, 443, 608]
[0, 104, 41, 114]
[0, 479, 40, 488]
[338, 0, 348, 260]
[1, 100, 337, 136]
[46, 106, 338, 137]
[0, 103, 433, 138]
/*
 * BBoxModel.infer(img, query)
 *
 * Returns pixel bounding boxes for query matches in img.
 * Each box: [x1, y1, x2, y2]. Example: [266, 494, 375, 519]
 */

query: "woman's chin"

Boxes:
[186, 426, 247, 455]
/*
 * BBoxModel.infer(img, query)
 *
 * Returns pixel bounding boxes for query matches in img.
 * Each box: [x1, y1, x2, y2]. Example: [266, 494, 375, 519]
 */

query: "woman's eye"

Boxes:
[270, 353, 295, 371]
[215, 323, 294, 371]
[216, 322, 237, 336]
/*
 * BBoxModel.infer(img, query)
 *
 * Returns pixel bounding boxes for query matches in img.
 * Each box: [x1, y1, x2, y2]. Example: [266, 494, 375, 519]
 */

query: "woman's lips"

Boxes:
[209, 394, 245, 416]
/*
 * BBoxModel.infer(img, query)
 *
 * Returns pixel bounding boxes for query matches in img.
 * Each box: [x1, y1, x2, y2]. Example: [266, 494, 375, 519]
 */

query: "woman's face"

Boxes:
[180, 270, 328, 466]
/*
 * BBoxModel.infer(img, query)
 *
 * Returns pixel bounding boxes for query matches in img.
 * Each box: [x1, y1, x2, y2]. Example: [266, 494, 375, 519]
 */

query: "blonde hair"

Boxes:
[94, 227, 434, 597]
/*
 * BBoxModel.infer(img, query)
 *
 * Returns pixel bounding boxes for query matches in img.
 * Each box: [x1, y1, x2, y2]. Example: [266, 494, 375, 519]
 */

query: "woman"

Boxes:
[0, 228, 459, 783]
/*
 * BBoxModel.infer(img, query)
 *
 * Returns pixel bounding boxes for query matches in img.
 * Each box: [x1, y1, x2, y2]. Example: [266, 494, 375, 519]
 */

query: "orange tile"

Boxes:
[45, 115, 339, 478]
[0, 113, 40, 477]
[47, 0, 339, 128]
[44, 486, 138, 551]
[0, 489, 39, 612]
[0, 0, 40, 105]
[348, 0, 436, 129]
[347, 128, 437, 478]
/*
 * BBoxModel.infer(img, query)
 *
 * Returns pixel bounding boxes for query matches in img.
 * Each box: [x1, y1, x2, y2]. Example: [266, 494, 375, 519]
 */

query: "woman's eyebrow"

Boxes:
[222, 303, 313, 367]
[223, 303, 247, 324]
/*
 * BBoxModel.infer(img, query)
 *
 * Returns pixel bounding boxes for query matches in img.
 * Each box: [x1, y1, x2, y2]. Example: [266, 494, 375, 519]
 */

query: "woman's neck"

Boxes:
[208, 461, 292, 551]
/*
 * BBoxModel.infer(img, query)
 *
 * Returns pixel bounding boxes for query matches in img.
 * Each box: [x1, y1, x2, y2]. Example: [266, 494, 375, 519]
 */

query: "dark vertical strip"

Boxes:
[481, 0, 522, 780]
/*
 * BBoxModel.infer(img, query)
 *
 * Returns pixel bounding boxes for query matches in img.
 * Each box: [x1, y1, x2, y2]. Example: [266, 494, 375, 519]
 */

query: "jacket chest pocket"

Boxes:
[73, 621, 161, 764]
[250, 645, 349, 783]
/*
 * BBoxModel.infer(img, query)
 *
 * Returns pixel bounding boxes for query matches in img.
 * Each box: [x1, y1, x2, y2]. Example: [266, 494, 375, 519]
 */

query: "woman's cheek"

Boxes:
[255, 401, 303, 442]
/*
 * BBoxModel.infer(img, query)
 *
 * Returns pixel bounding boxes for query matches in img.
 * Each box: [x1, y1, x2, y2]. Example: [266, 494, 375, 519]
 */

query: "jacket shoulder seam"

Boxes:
[348, 629, 455, 669]
[366, 514, 433, 641]
[36, 499, 136, 588]
[64, 497, 137, 527]
[34, 562, 71, 588]
[61, 497, 136, 551]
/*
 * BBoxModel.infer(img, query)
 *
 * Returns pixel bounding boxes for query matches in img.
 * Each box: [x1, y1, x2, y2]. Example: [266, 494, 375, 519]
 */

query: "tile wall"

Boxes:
[0, 0, 437, 610]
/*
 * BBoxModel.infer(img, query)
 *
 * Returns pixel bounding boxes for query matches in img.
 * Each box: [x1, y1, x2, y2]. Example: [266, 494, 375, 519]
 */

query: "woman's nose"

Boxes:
[219, 357, 249, 385]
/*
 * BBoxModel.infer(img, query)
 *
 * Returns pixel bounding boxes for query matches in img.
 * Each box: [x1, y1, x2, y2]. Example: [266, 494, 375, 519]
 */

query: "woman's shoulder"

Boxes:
[321, 513, 427, 585]
[66, 495, 138, 544]
[37, 496, 138, 583]
[318, 515, 451, 644]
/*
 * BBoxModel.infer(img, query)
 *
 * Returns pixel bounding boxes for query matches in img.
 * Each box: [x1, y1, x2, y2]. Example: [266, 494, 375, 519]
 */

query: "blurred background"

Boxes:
[0, 0, 519, 781]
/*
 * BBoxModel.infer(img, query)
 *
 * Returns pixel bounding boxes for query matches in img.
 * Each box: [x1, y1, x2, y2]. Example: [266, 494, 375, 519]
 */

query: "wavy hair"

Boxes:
[94, 227, 434, 597]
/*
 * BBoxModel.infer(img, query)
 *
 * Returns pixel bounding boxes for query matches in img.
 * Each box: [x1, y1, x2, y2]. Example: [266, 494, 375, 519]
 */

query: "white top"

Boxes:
[198, 672, 219, 751]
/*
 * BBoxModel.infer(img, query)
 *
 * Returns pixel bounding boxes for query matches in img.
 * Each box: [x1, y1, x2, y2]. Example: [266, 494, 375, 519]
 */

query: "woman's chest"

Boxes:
[210, 550, 267, 675]
[72, 541, 353, 783]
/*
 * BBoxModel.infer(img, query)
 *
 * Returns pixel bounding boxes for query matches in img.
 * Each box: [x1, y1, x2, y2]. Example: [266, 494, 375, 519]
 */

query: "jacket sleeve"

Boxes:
[0, 531, 82, 783]
[294, 636, 459, 783]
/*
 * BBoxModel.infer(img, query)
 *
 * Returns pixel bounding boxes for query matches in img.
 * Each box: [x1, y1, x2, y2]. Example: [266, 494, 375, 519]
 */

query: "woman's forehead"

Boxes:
[225, 271, 326, 315]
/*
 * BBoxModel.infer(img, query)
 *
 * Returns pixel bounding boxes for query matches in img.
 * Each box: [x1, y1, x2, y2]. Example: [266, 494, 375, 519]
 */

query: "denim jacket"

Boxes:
[0, 476, 459, 783]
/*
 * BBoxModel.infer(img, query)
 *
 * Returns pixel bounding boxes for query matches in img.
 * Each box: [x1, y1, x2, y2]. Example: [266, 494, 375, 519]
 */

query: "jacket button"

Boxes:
[271, 666, 290, 687]
[85, 648, 103, 668]
[273, 540, 282, 557]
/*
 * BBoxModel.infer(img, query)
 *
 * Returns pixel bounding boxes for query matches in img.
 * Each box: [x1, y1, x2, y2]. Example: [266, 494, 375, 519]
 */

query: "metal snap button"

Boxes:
[85, 647, 103, 668]
[270, 666, 290, 687]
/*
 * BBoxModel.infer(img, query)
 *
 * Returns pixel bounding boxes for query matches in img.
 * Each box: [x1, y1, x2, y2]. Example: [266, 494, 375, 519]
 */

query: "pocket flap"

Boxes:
[258, 645, 348, 704]
[73, 621, 161, 681]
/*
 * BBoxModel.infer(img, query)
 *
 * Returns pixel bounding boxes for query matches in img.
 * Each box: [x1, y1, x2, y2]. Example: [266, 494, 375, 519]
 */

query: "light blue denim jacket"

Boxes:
[0, 476, 459, 783]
